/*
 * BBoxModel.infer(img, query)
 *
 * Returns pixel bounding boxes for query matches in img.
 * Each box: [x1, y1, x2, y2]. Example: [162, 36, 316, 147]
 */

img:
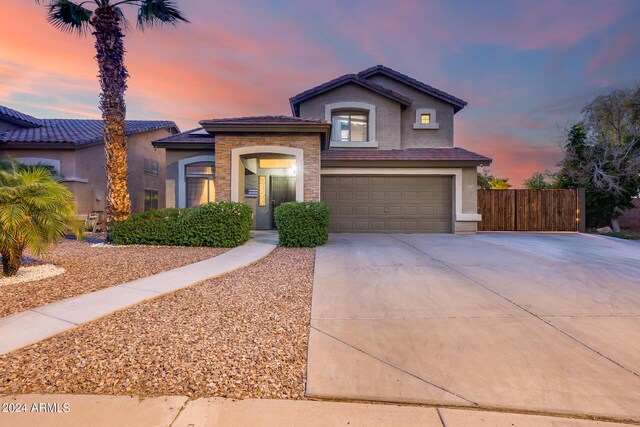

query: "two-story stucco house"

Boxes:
[0, 104, 178, 217]
[153, 65, 492, 233]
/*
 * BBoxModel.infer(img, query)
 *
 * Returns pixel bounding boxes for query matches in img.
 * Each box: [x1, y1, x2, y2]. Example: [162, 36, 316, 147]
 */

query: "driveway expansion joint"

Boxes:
[310, 325, 479, 406]
[389, 234, 640, 380]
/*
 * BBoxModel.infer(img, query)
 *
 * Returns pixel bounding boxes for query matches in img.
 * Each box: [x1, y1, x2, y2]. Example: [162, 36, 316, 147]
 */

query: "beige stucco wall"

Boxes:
[215, 134, 321, 202]
[298, 83, 402, 149]
[2, 128, 171, 216]
[364, 74, 455, 148]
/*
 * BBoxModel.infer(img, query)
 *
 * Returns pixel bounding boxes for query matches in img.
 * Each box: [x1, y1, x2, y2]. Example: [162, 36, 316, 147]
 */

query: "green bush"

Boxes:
[177, 202, 253, 247]
[274, 202, 329, 247]
[110, 202, 253, 247]
[110, 208, 188, 245]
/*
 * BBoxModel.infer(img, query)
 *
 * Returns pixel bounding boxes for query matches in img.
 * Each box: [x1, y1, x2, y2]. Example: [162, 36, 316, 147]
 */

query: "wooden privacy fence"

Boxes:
[478, 189, 585, 232]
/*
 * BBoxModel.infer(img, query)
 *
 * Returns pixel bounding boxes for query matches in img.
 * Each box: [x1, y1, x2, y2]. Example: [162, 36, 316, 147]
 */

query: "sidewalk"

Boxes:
[0, 395, 634, 427]
[0, 232, 277, 355]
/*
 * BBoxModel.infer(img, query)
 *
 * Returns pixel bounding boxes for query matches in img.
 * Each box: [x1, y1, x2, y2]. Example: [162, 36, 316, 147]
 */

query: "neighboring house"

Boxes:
[0, 105, 178, 217]
[154, 65, 492, 233]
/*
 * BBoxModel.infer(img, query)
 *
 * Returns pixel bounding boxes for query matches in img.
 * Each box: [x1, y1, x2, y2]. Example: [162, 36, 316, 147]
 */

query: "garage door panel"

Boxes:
[322, 175, 452, 233]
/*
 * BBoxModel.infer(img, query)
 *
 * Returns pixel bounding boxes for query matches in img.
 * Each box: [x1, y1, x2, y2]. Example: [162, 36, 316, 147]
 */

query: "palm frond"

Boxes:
[136, 0, 189, 30]
[37, 0, 93, 35]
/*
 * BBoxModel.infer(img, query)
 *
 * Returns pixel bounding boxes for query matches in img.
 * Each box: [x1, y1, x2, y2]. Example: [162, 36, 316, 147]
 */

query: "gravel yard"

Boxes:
[0, 239, 227, 318]
[0, 247, 315, 400]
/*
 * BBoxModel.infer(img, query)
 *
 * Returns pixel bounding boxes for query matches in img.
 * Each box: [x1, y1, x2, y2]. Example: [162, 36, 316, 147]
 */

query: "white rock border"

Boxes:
[0, 264, 66, 286]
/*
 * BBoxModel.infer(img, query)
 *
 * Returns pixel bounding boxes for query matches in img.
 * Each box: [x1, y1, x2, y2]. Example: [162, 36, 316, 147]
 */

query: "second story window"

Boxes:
[331, 112, 368, 142]
[143, 158, 159, 176]
[420, 113, 431, 124]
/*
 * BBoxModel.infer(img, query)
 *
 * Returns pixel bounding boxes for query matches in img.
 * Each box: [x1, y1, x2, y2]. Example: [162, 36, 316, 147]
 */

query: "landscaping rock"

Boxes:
[0, 248, 315, 400]
[0, 240, 227, 318]
[596, 226, 613, 234]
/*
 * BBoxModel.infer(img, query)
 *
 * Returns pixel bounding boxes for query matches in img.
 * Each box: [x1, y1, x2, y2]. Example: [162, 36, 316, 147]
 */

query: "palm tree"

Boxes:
[36, 1, 188, 223]
[0, 163, 83, 277]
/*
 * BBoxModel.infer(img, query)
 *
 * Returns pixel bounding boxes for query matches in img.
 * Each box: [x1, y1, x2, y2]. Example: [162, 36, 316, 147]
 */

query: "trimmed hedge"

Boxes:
[110, 202, 253, 247]
[177, 202, 253, 247]
[109, 208, 187, 246]
[274, 201, 329, 247]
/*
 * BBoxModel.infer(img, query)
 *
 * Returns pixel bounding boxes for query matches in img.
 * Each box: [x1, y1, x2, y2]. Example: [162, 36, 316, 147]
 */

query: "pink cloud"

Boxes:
[587, 31, 637, 75]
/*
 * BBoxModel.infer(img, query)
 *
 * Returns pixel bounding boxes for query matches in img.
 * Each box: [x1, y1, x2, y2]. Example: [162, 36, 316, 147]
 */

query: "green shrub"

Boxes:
[110, 208, 188, 245]
[274, 202, 329, 247]
[177, 202, 253, 247]
[110, 202, 253, 247]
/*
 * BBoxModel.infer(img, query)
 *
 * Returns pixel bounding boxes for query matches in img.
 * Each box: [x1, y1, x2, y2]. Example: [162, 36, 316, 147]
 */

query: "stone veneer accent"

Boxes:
[215, 134, 321, 202]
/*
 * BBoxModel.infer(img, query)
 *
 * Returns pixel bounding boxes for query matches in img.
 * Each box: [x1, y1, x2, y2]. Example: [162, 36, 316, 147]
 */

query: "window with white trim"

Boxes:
[331, 111, 368, 142]
[185, 161, 215, 207]
[413, 108, 439, 129]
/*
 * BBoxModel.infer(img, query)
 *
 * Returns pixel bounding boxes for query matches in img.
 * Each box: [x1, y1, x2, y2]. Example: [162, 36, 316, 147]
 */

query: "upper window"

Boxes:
[331, 111, 368, 142]
[414, 108, 439, 129]
[143, 158, 159, 176]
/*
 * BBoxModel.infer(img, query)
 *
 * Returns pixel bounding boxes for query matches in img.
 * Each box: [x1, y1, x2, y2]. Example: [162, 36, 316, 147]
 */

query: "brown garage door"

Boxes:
[321, 175, 453, 233]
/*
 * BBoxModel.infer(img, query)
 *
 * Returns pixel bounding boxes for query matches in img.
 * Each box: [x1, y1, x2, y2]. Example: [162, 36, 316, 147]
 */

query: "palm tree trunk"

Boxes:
[92, 6, 131, 224]
[1, 245, 23, 277]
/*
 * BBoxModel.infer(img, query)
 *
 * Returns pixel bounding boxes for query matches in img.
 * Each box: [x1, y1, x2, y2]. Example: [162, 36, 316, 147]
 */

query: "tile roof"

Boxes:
[0, 118, 178, 147]
[357, 65, 467, 112]
[321, 148, 491, 164]
[0, 105, 43, 127]
[200, 115, 329, 126]
[153, 127, 215, 146]
[289, 74, 414, 116]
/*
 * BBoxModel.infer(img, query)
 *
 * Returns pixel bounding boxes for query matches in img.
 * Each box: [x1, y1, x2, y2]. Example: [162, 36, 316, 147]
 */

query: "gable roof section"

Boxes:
[0, 105, 43, 128]
[289, 74, 413, 116]
[357, 65, 467, 113]
[0, 118, 178, 148]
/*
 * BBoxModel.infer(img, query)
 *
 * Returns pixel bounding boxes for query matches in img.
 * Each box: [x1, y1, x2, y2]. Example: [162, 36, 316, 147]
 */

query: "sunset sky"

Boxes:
[1, 0, 639, 186]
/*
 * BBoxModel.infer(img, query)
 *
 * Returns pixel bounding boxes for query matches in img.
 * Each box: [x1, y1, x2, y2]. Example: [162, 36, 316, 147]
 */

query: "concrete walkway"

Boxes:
[0, 232, 277, 355]
[307, 233, 640, 422]
[1, 394, 636, 427]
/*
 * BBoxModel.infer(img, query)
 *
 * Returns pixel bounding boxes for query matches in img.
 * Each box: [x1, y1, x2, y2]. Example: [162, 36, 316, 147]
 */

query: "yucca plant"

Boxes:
[0, 163, 82, 277]
[36, 0, 189, 224]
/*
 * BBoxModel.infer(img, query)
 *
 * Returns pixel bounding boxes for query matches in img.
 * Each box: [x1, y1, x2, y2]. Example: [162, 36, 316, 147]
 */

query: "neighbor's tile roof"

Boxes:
[0, 105, 43, 127]
[321, 148, 491, 163]
[0, 118, 178, 147]
[200, 115, 329, 126]
[357, 65, 467, 112]
[289, 74, 414, 116]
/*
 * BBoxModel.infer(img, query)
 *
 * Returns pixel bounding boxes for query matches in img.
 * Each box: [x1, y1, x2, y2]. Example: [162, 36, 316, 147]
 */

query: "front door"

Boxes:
[270, 176, 296, 228]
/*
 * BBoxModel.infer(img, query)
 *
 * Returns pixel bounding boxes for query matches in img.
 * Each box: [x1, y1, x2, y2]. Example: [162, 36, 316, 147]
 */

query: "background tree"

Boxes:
[558, 87, 640, 230]
[477, 168, 512, 190]
[523, 171, 563, 189]
[0, 163, 82, 277]
[36, 1, 188, 224]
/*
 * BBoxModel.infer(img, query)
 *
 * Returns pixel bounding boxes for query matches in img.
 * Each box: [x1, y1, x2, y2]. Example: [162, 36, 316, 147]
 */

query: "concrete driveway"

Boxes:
[306, 233, 640, 422]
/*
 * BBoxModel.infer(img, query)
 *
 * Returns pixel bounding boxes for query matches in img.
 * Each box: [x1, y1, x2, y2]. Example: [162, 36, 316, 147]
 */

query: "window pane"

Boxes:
[331, 112, 369, 142]
[421, 114, 431, 124]
[144, 189, 158, 211]
[186, 177, 215, 207]
[350, 116, 368, 141]
[186, 162, 215, 175]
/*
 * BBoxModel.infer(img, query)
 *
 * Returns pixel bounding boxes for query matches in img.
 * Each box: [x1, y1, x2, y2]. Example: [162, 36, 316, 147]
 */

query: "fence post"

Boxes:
[577, 188, 586, 232]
